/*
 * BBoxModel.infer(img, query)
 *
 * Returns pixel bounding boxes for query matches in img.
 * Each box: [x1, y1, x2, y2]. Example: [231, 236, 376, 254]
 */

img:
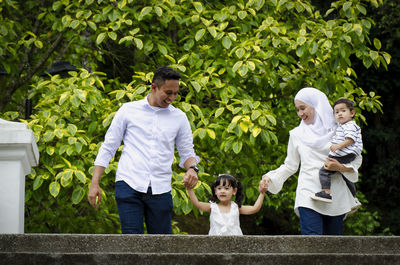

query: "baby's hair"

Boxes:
[333, 98, 354, 111]
[210, 174, 244, 207]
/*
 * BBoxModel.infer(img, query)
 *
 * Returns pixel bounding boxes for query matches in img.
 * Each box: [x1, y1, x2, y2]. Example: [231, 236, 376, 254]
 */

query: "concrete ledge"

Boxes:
[1, 234, 399, 265]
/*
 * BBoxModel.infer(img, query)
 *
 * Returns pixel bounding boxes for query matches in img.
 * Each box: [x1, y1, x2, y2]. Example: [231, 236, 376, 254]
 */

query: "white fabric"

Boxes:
[209, 201, 243, 235]
[330, 120, 363, 157]
[292, 87, 337, 150]
[263, 133, 362, 216]
[94, 97, 200, 194]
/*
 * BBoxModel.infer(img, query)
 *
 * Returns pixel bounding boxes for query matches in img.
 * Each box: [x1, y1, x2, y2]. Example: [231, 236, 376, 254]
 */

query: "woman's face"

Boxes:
[295, 100, 315, 125]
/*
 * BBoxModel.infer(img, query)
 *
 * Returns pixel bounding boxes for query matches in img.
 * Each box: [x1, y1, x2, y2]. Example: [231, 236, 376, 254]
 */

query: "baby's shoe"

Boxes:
[311, 191, 332, 203]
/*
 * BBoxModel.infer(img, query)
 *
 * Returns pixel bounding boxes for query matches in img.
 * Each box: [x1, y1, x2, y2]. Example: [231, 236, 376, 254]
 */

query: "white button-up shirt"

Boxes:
[94, 97, 200, 194]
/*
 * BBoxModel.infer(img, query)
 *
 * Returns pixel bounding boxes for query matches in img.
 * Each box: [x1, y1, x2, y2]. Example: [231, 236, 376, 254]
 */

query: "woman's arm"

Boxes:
[187, 188, 211, 212]
[325, 155, 362, 183]
[262, 134, 300, 194]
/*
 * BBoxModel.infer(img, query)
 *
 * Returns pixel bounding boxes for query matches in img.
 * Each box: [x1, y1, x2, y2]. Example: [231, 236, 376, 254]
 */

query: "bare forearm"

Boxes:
[184, 157, 197, 170]
[91, 165, 105, 185]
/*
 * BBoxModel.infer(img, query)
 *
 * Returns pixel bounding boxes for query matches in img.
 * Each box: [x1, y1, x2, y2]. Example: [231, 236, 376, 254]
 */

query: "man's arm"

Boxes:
[88, 165, 105, 210]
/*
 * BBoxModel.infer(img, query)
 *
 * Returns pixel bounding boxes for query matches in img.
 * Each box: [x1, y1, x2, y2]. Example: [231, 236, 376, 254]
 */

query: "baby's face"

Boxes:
[334, 103, 354, 124]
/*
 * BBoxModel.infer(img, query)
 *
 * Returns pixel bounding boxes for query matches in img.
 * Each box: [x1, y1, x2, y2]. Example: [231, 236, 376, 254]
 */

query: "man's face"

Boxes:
[151, 79, 179, 108]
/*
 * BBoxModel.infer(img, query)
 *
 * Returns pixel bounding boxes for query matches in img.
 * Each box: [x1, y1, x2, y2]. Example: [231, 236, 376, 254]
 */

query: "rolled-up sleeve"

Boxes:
[176, 115, 200, 168]
[94, 108, 126, 168]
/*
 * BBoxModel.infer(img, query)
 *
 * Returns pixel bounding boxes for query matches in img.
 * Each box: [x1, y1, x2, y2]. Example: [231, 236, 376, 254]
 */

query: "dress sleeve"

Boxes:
[341, 154, 362, 183]
[262, 135, 300, 194]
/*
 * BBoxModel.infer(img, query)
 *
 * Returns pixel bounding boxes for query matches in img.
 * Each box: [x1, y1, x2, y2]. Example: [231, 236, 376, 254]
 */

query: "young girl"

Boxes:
[185, 174, 266, 235]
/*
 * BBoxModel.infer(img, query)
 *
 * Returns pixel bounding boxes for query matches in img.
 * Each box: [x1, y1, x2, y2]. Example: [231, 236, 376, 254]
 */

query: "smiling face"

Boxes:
[214, 180, 237, 204]
[149, 79, 179, 108]
[295, 100, 315, 125]
[334, 102, 355, 125]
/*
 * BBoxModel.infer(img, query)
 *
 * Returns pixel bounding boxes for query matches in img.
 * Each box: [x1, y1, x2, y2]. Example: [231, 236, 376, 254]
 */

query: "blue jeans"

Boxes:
[298, 207, 345, 235]
[115, 181, 173, 234]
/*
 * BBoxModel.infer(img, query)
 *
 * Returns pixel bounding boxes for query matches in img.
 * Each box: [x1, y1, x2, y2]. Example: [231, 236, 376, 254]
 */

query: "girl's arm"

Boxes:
[187, 188, 211, 212]
[238, 192, 265, 215]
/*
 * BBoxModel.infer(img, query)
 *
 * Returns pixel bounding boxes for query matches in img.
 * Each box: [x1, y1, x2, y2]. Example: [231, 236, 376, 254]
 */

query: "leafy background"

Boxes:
[0, 0, 398, 234]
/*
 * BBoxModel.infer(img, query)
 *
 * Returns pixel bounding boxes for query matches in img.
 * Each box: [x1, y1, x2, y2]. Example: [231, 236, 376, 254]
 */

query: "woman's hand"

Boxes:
[324, 157, 354, 172]
[259, 176, 270, 193]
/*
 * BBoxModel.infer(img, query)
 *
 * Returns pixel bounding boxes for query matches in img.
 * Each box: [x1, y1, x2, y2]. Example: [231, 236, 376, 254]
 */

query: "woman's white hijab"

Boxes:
[291, 87, 337, 149]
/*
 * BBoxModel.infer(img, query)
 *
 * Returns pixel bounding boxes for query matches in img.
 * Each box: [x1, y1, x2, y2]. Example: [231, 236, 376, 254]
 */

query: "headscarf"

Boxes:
[290, 87, 337, 149]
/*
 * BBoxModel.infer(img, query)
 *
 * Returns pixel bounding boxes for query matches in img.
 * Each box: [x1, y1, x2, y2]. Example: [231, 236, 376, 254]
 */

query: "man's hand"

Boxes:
[182, 168, 198, 189]
[88, 183, 102, 210]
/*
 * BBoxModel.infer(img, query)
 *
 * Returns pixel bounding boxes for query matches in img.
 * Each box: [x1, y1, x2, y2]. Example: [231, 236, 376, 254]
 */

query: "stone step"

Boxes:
[1, 234, 399, 265]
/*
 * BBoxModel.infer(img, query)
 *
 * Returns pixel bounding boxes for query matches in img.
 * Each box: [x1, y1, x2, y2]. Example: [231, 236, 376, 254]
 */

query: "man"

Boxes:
[88, 66, 200, 234]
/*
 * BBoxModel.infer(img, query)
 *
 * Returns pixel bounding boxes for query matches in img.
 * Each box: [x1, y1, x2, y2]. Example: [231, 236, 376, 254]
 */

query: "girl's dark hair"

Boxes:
[210, 174, 244, 207]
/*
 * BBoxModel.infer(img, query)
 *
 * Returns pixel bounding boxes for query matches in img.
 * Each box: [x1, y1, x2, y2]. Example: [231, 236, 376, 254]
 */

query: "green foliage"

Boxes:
[0, 0, 389, 234]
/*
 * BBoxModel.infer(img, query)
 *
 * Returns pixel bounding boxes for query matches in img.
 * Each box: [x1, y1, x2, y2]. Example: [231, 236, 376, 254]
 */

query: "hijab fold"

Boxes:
[290, 87, 337, 149]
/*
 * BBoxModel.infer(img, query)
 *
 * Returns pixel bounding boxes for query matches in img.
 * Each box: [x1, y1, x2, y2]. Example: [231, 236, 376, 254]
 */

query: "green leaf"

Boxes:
[33, 176, 44, 190]
[343, 2, 352, 11]
[251, 110, 261, 120]
[96, 32, 107, 45]
[207, 27, 217, 38]
[232, 61, 243, 72]
[373, 38, 381, 50]
[215, 107, 224, 118]
[43, 131, 55, 142]
[158, 44, 168, 55]
[181, 102, 191, 112]
[154, 6, 163, 17]
[206, 129, 216, 139]
[191, 81, 201, 92]
[61, 170, 73, 187]
[71, 186, 85, 204]
[238, 11, 247, 20]
[235, 48, 245, 59]
[140, 6, 152, 18]
[108, 31, 117, 40]
[134, 38, 143, 49]
[46, 146, 55, 155]
[232, 141, 243, 154]
[49, 181, 60, 198]
[74, 170, 86, 184]
[252, 127, 261, 137]
[195, 29, 206, 41]
[193, 2, 203, 13]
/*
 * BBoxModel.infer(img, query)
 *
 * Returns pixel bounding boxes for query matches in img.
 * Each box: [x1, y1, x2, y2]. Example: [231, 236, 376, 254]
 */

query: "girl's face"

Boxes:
[214, 181, 237, 203]
[295, 100, 315, 125]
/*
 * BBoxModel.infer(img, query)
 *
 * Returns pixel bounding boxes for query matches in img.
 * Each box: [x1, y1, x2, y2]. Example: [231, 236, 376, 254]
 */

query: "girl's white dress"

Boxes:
[208, 201, 243, 235]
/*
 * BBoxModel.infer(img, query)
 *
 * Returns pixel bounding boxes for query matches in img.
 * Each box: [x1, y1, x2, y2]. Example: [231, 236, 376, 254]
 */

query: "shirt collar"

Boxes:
[144, 94, 174, 112]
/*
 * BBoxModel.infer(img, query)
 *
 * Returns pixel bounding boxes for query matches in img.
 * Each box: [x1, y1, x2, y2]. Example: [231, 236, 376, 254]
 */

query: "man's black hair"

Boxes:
[152, 66, 181, 88]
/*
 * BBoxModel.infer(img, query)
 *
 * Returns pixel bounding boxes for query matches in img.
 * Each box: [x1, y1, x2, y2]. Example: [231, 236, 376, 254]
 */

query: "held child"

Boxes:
[185, 174, 266, 235]
[311, 98, 363, 204]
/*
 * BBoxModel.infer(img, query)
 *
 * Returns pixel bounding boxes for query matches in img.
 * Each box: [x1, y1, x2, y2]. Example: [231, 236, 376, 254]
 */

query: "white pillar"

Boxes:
[0, 118, 39, 234]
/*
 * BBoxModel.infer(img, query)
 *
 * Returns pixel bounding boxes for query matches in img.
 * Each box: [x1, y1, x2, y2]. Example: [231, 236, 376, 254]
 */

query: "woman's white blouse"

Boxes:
[209, 202, 243, 235]
[264, 132, 362, 216]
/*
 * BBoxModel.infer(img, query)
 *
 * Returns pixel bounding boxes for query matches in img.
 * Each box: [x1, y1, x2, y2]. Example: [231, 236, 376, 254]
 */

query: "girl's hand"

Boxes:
[259, 177, 270, 193]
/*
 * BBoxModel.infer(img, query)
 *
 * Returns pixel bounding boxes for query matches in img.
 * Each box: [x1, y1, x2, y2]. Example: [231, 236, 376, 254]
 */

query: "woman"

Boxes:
[261, 87, 361, 235]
